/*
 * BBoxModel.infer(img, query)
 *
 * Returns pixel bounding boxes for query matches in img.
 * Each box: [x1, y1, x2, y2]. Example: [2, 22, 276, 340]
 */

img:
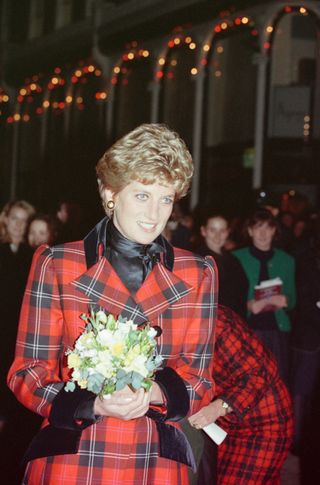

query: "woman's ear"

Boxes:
[103, 188, 115, 204]
[97, 180, 115, 214]
[200, 225, 207, 238]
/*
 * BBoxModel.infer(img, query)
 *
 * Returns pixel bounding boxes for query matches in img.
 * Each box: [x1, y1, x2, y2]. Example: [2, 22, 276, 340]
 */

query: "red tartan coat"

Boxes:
[214, 306, 293, 484]
[8, 219, 217, 485]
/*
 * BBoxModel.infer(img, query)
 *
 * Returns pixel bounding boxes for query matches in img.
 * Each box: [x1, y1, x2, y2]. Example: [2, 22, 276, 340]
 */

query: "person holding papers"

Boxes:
[189, 305, 293, 485]
[233, 208, 295, 383]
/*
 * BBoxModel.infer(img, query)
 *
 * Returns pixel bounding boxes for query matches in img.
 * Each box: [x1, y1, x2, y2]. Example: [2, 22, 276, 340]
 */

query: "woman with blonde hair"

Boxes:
[8, 124, 217, 484]
[0, 199, 35, 244]
[0, 199, 37, 484]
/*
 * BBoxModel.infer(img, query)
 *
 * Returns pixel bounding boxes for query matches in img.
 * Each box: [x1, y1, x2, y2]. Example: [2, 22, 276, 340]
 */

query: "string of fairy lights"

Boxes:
[0, 5, 315, 128]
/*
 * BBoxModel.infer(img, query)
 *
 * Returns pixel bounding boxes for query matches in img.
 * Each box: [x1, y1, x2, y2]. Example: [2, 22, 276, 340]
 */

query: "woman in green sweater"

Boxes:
[233, 208, 296, 383]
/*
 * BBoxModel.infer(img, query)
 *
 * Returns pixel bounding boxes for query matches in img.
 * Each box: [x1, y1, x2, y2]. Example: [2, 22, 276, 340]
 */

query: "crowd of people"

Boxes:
[0, 124, 319, 484]
[167, 199, 320, 484]
[0, 199, 91, 483]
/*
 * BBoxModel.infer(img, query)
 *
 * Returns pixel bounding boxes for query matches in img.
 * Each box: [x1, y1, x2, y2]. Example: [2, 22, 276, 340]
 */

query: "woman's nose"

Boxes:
[146, 200, 159, 220]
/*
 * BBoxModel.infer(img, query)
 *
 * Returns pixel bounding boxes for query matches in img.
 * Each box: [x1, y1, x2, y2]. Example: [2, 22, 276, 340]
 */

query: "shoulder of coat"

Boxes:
[173, 247, 207, 267]
[48, 240, 85, 261]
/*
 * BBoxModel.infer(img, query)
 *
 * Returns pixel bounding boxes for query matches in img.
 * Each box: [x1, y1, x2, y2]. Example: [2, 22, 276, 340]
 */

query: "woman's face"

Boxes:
[105, 180, 175, 244]
[248, 222, 276, 251]
[6, 207, 29, 244]
[28, 220, 51, 248]
[200, 217, 229, 254]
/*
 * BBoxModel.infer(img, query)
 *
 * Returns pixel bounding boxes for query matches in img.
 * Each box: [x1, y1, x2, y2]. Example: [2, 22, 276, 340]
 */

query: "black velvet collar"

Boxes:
[83, 216, 174, 271]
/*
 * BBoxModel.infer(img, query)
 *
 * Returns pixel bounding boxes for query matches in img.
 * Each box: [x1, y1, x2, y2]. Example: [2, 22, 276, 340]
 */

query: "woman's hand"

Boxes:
[268, 294, 287, 309]
[94, 386, 151, 420]
[150, 382, 165, 404]
[248, 294, 288, 314]
[188, 399, 232, 429]
[248, 298, 270, 314]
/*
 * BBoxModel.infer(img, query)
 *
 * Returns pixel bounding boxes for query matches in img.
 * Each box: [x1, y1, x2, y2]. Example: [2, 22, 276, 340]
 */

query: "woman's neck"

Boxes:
[206, 242, 222, 255]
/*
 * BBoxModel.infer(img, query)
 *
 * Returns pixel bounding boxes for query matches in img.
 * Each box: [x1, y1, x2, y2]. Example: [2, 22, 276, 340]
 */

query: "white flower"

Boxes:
[96, 329, 113, 346]
[72, 369, 82, 381]
[126, 320, 137, 330]
[124, 354, 149, 377]
[96, 362, 114, 378]
[147, 327, 157, 338]
[96, 310, 107, 323]
[75, 331, 95, 351]
[82, 348, 98, 358]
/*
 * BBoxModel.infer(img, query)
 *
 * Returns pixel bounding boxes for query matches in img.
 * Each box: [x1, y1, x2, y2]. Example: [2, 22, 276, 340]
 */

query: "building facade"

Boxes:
[1, 0, 320, 216]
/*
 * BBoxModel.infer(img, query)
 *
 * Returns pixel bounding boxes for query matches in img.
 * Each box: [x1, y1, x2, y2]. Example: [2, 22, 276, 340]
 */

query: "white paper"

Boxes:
[254, 277, 283, 289]
[203, 422, 227, 445]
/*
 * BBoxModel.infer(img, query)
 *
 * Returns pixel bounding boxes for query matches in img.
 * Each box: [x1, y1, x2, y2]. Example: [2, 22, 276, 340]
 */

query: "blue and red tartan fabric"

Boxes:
[8, 222, 217, 485]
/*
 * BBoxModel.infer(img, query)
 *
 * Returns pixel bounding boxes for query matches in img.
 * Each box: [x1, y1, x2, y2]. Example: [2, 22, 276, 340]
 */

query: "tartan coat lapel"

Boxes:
[70, 256, 144, 323]
[135, 262, 194, 322]
[70, 216, 194, 325]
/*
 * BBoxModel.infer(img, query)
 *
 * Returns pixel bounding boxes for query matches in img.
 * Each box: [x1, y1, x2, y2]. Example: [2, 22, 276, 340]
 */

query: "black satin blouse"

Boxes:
[105, 220, 164, 294]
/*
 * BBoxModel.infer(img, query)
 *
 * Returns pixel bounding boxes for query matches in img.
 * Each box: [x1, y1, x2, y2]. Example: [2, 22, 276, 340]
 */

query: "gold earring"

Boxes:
[106, 200, 115, 210]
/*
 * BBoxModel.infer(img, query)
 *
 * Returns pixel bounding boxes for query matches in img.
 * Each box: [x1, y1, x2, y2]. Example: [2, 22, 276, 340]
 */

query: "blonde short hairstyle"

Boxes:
[0, 200, 35, 243]
[96, 124, 194, 201]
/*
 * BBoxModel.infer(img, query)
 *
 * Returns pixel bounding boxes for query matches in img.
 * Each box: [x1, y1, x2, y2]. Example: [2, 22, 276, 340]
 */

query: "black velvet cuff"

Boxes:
[153, 367, 189, 422]
[22, 425, 81, 465]
[49, 385, 99, 430]
[156, 421, 197, 472]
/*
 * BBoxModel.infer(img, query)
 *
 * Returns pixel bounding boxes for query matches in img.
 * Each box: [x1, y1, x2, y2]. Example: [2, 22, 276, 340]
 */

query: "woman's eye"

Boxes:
[136, 193, 148, 201]
[161, 197, 174, 205]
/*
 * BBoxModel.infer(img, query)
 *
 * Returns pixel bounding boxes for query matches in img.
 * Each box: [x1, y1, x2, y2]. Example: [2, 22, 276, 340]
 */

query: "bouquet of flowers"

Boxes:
[65, 308, 163, 398]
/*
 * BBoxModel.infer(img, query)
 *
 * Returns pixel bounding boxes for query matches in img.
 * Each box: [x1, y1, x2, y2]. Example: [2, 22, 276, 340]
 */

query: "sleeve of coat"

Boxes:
[7, 245, 67, 418]
[213, 306, 279, 419]
[174, 256, 217, 415]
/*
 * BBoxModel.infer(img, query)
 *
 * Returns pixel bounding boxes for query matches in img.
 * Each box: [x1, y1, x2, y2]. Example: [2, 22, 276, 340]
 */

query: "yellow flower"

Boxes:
[110, 341, 125, 357]
[68, 353, 82, 369]
[78, 379, 88, 389]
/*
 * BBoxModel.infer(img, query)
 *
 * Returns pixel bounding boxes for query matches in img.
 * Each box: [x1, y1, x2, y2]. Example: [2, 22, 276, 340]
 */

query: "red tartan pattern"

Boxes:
[214, 306, 293, 484]
[8, 241, 217, 485]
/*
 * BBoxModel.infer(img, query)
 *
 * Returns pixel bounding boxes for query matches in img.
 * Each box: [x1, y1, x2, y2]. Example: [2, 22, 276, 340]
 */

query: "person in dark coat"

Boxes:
[0, 200, 42, 484]
[189, 305, 293, 485]
[291, 217, 320, 482]
[196, 214, 248, 319]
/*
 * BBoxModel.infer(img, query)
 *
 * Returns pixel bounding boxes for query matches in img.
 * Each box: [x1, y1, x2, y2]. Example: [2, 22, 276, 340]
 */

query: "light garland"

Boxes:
[2, 59, 105, 124]
[0, 5, 314, 124]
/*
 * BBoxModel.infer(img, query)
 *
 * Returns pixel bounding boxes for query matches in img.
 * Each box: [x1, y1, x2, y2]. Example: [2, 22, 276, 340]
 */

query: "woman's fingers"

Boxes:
[94, 388, 151, 419]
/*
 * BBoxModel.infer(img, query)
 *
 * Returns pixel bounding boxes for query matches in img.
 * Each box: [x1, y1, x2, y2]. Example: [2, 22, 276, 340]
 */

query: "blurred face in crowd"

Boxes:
[248, 222, 276, 251]
[57, 203, 69, 224]
[28, 220, 51, 248]
[104, 180, 175, 245]
[201, 216, 229, 254]
[6, 207, 29, 244]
